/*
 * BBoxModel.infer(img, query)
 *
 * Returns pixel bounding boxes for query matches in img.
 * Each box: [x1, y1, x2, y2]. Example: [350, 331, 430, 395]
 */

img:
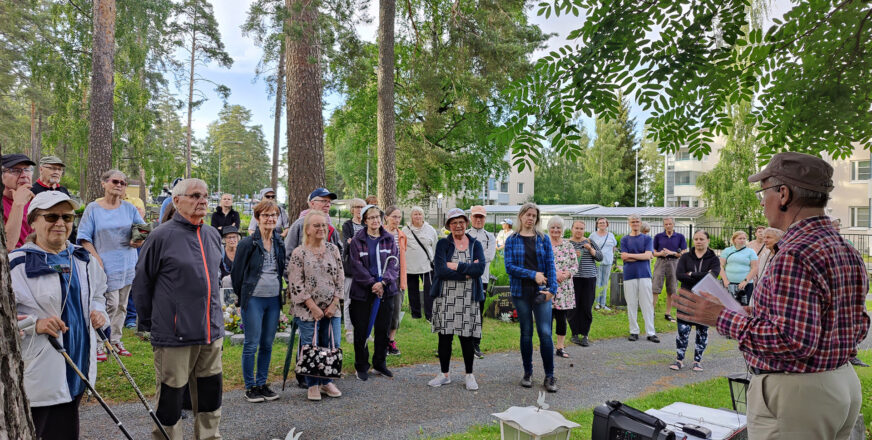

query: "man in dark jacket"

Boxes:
[210, 193, 240, 233]
[132, 178, 224, 440]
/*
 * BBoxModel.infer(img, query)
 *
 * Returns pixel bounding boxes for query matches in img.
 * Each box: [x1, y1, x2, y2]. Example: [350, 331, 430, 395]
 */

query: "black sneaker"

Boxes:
[850, 357, 870, 367]
[544, 376, 558, 393]
[356, 370, 369, 381]
[387, 340, 401, 356]
[258, 385, 279, 401]
[647, 335, 661, 343]
[580, 335, 590, 347]
[628, 333, 639, 341]
[570, 335, 583, 346]
[473, 344, 484, 359]
[520, 374, 533, 388]
[373, 365, 393, 377]
[244, 387, 264, 403]
[665, 314, 676, 322]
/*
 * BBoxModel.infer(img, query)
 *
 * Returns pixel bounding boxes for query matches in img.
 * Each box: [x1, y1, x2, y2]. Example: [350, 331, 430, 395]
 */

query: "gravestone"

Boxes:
[610, 271, 626, 306]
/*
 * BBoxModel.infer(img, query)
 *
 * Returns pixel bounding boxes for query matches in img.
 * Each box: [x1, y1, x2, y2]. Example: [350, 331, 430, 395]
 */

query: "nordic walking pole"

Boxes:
[97, 328, 171, 440]
[47, 337, 134, 440]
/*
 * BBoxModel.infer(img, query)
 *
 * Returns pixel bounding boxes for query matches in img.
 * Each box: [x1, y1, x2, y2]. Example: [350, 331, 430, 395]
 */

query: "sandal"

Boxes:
[555, 348, 570, 358]
[669, 360, 683, 371]
[692, 362, 703, 372]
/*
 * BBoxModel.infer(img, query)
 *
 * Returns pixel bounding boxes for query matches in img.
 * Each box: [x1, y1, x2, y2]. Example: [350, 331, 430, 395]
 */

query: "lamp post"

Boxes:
[437, 193, 444, 226]
[220, 140, 243, 194]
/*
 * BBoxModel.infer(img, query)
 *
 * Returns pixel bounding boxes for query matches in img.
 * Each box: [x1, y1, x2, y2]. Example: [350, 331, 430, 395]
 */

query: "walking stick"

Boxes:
[97, 328, 171, 440]
[47, 337, 134, 440]
[281, 317, 299, 391]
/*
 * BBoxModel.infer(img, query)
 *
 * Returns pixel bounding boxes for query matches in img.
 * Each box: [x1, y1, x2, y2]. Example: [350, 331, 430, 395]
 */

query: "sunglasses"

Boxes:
[107, 178, 127, 187]
[38, 213, 75, 223]
[264, 194, 276, 199]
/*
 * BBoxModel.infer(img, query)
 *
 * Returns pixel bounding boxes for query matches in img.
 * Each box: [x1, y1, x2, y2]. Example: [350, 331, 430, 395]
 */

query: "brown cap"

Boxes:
[470, 205, 486, 217]
[748, 152, 834, 193]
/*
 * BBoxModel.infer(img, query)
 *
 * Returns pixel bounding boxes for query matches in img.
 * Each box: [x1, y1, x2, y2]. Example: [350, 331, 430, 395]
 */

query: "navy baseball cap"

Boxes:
[308, 188, 337, 201]
[2, 154, 36, 169]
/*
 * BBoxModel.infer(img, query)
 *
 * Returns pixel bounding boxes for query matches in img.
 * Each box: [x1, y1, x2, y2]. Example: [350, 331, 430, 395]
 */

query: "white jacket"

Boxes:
[11, 242, 108, 407]
[403, 223, 438, 274]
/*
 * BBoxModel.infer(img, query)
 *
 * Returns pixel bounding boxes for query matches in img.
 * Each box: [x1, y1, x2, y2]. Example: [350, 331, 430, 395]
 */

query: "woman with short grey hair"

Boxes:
[403, 205, 438, 320]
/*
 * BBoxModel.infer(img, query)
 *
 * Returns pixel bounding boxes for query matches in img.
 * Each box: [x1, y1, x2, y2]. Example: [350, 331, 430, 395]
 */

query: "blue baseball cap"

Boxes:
[308, 188, 337, 201]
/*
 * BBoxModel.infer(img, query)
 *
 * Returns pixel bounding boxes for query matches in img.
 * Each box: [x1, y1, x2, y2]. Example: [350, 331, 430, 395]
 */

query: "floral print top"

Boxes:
[288, 242, 344, 321]
[551, 239, 578, 310]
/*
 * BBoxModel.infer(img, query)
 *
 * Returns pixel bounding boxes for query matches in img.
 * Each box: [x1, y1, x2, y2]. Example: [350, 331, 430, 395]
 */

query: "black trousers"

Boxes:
[32, 393, 83, 440]
[407, 272, 434, 319]
[350, 294, 395, 372]
[553, 308, 573, 336]
[572, 277, 597, 336]
[474, 283, 487, 347]
[438, 333, 476, 374]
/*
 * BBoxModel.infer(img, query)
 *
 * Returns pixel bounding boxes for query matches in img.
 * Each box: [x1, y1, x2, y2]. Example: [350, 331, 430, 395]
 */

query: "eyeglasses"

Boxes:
[260, 213, 278, 218]
[365, 215, 381, 221]
[263, 195, 276, 199]
[311, 198, 331, 205]
[3, 167, 34, 176]
[183, 193, 208, 200]
[352, 205, 364, 209]
[755, 184, 783, 201]
[37, 213, 75, 223]
[107, 179, 127, 187]
[42, 165, 64, 172]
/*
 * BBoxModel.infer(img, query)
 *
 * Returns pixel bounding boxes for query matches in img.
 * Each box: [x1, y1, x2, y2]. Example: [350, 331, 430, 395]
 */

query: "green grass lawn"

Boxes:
[439, 349, 872, 439]
[96, 294, 679, 402]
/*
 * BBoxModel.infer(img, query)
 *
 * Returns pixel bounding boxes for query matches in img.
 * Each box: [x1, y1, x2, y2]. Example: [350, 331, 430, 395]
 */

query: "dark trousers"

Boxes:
[474, 283, 487, 347]
[729, 283, 754, 306]
[553, 308, 574, 336]
[407, 272, 434, 319]
[572, 277, 597, 336]
[438, 333, 476, 374]
[32, 393, 83, 440]
[350, 294, 395, 373]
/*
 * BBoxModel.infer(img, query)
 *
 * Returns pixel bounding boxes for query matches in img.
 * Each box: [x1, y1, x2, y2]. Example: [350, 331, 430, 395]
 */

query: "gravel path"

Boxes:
[79, 329, 759, 440]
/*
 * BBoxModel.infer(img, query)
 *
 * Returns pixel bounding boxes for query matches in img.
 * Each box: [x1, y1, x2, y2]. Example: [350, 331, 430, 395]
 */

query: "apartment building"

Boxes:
[664, 136, 726, 208]
[826, 143, 871, 232]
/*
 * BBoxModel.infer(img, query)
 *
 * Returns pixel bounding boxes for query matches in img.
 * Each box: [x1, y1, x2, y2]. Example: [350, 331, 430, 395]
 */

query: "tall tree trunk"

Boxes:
[185, 28, 197, 179]
[376, 0, 397, 207]
[0, 143, 37, 440]
[29, 102, 40, 162]
[139, 166, 147, 201]
[285, 0, 325, 217]
[271, 40, 285, 192]
[86, 0, 116, 203]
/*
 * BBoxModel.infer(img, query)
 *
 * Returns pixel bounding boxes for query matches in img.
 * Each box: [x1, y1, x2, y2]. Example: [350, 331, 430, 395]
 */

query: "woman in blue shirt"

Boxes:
[77, 170, 144, 360]
[504, 203, 559, 393]
[719, 231, 758, 306]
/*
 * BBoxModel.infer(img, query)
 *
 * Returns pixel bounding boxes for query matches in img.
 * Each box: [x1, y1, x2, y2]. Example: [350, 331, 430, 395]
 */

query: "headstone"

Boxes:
[610, 271, 626, 307]
[275, 332, 290, 344]
[850, 413, 865, 440]
[486, 286, 514, 320]
[230, 334, 245, 345]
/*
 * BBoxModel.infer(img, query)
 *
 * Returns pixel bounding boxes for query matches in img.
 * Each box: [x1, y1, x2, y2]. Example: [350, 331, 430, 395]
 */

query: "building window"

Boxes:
[517, 182, 524, 194]
[488, 178, 496, 191]
[674, 171, 698, 186]
[500, 181, 508, 193]
[851, 206, 870, 228]
[676, 149, 691, 161]
[851, 160, 870, 181]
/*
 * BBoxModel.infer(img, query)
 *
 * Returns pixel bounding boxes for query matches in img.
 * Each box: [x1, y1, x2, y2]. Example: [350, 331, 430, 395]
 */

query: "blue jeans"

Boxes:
[512, 294, 554, 378]
[241, 296, 281, 389]
[296, 316, 342, 387]
[595, 263, 611, 307]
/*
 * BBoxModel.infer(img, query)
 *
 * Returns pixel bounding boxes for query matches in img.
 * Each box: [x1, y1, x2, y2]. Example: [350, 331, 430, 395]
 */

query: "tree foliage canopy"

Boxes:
[494, 0, 872, 171]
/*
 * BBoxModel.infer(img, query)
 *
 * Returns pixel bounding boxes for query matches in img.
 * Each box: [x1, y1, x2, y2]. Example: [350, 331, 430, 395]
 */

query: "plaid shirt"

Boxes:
[717, 216, 870, 373]
[504, 233, 558, 297]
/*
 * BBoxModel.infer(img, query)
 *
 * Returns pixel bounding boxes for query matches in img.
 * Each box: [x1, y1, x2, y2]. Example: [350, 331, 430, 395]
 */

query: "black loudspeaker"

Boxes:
[592, 401, 676, 440]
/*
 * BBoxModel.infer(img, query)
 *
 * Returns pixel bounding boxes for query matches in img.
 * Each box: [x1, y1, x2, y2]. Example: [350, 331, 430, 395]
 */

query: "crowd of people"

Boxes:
[4, 150, 868, 440]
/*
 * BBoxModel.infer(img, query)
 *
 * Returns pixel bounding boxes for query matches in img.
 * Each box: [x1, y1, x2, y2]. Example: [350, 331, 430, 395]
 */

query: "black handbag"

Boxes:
[294, 320, 343, 379]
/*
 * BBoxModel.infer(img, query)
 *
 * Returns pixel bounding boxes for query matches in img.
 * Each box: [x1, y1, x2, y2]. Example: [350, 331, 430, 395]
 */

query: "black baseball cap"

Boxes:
[2, 154, 36, 169]
[308, 188, 337, 201]
[221, 226, 240, 237]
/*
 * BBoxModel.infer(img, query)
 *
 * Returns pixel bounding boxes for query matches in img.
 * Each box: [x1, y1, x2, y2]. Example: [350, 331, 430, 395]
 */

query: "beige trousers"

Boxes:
[747, 363, 860, 440]
[153, 338, 224, 440]
[105, 284, 132, 344]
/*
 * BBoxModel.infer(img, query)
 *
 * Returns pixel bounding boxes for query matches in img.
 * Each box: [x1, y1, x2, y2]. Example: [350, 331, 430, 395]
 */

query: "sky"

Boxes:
[179, 0, 795, 156]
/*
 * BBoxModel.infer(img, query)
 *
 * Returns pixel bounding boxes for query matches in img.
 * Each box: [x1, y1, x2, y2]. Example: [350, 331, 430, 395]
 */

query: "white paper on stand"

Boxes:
[690, 273, 748, 316]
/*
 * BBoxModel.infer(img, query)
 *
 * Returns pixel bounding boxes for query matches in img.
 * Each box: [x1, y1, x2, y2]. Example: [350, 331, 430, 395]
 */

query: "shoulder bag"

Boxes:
[408, 227, 435, 271]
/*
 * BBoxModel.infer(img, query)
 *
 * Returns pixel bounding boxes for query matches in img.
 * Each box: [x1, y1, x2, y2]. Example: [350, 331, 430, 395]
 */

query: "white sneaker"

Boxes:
[428, 374, 451, 387]
[602, 305, 612, 311]
[465, 374, 479, 391]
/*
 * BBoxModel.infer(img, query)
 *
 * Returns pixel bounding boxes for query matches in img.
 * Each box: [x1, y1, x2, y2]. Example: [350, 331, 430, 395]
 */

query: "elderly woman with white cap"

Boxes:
[496, 218, 513, 252]
[11, 191, 108, 440]
[347, 204, 400, 381]
[427, 208, 485, 390]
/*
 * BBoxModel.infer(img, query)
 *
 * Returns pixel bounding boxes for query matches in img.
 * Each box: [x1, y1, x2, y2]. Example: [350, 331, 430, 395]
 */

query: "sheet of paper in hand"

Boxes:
[691, 273, 748, 316]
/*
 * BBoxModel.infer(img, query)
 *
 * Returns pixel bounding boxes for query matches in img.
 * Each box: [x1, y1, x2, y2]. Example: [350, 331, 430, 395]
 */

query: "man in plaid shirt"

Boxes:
[677, 152, 869, 440]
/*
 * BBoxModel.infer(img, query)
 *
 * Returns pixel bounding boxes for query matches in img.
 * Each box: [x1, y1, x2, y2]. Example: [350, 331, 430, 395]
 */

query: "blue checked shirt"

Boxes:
[504, 233, 558, 297]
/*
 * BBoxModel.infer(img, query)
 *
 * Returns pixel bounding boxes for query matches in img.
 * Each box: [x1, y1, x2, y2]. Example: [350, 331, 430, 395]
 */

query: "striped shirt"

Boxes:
[716, 216, 870, 373]
[569, 238, 603, 278]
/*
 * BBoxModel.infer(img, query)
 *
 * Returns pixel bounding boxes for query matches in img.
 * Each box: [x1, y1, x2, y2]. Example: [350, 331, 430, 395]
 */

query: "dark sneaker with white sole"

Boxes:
[544, 376, 558, 393]
[258, 385, 279, 401]
[373, 365, 393, 377]
[647, 335, 661, 343]
[520, 374, 533, 388]
[245, 387, 264, 403]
